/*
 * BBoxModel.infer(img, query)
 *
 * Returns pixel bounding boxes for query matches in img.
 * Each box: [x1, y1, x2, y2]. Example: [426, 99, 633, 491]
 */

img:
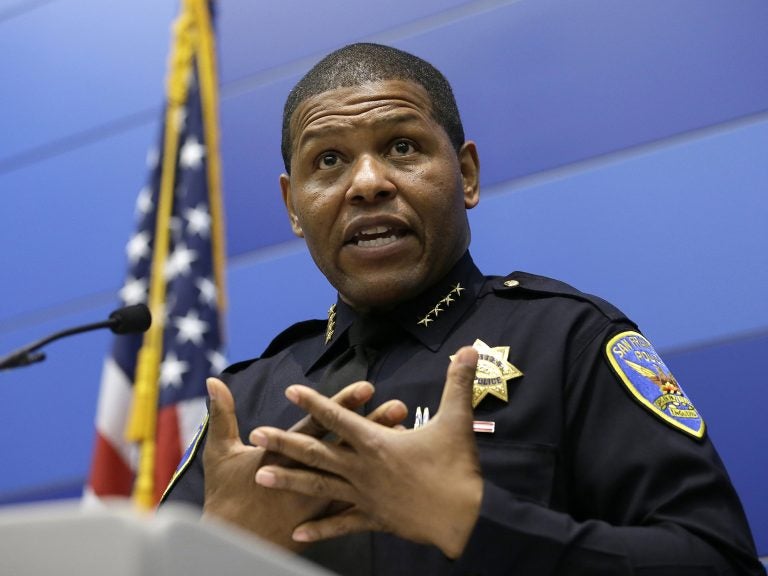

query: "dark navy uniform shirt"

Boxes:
[163, 252, 764, 575]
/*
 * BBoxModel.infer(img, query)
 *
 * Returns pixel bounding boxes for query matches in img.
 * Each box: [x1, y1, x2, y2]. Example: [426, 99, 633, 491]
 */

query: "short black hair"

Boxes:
[281, 43, 465, 173]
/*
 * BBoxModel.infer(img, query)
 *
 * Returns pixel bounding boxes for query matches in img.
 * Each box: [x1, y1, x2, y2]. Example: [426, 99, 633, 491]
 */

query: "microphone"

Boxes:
[0, 303, 151, 371]
[108, 303, 152, 334]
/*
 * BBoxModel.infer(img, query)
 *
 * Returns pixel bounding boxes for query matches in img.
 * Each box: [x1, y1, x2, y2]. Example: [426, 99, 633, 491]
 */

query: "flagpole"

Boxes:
[192, 0, 227, 314]
[87, 0, 224, 508]
[125, 2, 197, 510]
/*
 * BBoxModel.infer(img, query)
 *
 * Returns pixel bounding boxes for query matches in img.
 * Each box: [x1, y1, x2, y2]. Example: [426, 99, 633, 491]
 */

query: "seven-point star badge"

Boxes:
[453, 339, 524, 408]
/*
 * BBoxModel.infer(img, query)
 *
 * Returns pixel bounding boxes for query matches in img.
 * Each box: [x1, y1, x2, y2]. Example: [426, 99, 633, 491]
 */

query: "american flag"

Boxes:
[86, 0, 225, 506]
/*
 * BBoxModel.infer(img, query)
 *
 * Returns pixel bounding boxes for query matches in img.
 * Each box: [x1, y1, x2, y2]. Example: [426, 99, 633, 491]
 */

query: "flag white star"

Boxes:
[160, 352, 189, 388]
[185, 204, 211, 237]
[136, 186, 153, 216]
[126, 231, 150, 264]
[174, 309, 209, 346]
[119, 276, 147, 305]
[196, 277, 217, 306]
[165, 242, 198, 279]
[207, 350, 227, 374]
[179, 136, 205, 170]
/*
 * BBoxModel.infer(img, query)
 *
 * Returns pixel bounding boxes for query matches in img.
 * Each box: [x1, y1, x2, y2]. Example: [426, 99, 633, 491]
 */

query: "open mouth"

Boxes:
[347, 225, 408, 248]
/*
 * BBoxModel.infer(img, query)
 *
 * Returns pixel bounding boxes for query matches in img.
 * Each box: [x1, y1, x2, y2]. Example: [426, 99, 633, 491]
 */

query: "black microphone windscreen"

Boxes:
[108, 304, 152, 335]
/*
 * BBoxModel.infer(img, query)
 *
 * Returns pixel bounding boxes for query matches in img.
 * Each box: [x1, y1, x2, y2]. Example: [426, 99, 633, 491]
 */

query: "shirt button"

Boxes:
[503, 279, 520, 287]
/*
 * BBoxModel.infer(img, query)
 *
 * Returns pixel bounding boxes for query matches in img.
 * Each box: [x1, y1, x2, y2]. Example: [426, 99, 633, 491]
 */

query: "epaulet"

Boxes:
[221, 357, 258, 376]
[260, 319, 327, 358]
[218, 319, 326, 377]
[492, 271, 631, 324]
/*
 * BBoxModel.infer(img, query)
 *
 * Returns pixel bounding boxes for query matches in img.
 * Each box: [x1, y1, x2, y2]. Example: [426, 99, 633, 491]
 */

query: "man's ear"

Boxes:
[458, 141, 480, 210]
[280, 173, 304, 237]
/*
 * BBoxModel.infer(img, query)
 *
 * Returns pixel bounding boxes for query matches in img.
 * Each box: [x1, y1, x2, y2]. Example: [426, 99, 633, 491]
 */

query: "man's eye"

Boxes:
[391, 140, 415, 156]
[318, 153, 339, 169]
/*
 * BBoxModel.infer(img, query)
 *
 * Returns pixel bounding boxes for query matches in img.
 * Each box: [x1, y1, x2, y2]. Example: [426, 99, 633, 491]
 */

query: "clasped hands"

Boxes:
[202, 346, 483, 559]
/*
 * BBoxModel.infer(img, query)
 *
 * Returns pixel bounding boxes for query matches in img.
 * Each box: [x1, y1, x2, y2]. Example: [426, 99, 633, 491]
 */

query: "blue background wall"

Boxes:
[1, 0, 766, 555]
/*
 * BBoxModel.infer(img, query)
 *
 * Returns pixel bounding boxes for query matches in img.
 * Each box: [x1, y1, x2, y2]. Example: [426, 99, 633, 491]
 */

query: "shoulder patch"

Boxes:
[605, 331, 705, 439]
[493, 271, 631, 324]
[159, 413, 209, 503]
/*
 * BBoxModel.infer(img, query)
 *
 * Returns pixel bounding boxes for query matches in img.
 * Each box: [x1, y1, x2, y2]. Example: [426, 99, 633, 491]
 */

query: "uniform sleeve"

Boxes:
[160, 362, 252, 508]
[159, 426, 207, 508]
[454, 321, 765, 576]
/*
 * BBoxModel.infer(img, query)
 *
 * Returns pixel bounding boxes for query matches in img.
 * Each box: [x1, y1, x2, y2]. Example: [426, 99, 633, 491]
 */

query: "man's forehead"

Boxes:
[289, 79, 434, 140]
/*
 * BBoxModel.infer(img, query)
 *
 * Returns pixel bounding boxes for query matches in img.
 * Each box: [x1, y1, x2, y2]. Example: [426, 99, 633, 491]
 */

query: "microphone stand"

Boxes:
[0, 319, 116, 370]
[0, 304, 150, 371]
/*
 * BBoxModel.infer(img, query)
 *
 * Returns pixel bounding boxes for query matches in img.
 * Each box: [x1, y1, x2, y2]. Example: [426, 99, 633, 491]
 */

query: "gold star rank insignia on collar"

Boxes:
[325, 304, 337, 344]
[453, 339, 524, 408]
[417, 283, 465, 327]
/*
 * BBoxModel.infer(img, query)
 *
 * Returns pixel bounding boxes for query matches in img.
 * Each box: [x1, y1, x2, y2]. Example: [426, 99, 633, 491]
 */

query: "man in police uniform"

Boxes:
[163, 43, 765, 575]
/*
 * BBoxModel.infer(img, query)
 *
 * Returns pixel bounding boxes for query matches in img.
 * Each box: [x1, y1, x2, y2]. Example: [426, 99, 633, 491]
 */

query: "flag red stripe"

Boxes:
[88, 432, 134, 496]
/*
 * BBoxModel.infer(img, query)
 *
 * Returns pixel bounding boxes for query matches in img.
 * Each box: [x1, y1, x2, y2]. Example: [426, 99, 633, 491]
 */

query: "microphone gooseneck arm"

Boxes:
[0, 304, 151, 371]
[0, 320, 115, 370]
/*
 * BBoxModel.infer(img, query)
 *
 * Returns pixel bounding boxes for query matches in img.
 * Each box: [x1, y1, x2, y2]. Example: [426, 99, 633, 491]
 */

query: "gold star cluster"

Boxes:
[325, 304, 337, 344]
[417, 283, 465, 327]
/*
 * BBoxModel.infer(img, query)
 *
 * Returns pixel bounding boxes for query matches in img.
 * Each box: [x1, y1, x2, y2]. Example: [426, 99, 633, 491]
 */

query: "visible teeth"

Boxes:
[358, 225, 390, 237]
[357, 235, 397, 247]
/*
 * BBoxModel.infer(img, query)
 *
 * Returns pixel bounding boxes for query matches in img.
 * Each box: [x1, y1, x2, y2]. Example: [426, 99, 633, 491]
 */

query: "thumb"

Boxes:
[437, 346, 478, 423]
[205, 377, 242, 447]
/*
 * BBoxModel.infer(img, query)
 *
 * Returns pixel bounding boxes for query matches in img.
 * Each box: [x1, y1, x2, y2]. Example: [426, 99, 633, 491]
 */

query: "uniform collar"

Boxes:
[306, 252, 485, 374]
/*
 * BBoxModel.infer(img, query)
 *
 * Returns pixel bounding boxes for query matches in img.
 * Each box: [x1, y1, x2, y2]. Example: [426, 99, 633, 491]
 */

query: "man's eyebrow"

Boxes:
[298, 111, 427, 148]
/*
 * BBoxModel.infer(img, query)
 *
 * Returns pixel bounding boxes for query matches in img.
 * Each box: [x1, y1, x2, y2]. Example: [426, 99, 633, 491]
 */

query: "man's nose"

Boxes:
[346, 154, 397, 204]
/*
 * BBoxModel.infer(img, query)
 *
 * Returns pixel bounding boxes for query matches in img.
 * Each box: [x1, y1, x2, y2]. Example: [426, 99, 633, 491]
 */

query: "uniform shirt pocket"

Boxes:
[476, 439, 557, 506]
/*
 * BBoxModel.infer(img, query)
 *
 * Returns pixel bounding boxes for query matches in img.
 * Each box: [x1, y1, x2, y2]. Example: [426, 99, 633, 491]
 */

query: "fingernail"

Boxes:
[353, 382, 374, 401]
[255, 468, 276, 487]
[385, 403, 403, 420]
[453, 347, 477, 367]
[293, 528, 314, 542]
[206, 378, 218, 401]
[285, 386, 299, 403]
[353, 384, 367, 401]
[249, 430, 267, 448]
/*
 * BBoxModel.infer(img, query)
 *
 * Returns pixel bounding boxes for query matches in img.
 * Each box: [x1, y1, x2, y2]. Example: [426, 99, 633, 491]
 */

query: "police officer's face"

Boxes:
[280, 79, 479, 311]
